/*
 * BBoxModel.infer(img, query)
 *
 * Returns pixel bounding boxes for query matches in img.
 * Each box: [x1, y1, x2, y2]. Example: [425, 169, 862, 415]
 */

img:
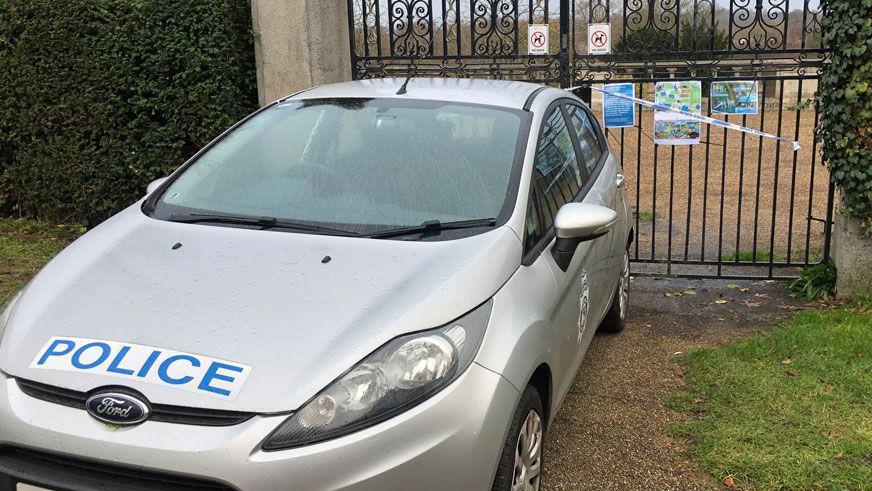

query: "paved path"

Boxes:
[542, 277, 807, 490]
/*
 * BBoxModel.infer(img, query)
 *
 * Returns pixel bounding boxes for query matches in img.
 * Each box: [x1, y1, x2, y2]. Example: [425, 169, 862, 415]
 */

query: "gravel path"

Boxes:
[541, 277, 809, 490]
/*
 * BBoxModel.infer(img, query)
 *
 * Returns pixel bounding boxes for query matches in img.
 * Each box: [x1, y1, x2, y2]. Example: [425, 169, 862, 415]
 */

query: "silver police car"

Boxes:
[0, 78, 630, 490]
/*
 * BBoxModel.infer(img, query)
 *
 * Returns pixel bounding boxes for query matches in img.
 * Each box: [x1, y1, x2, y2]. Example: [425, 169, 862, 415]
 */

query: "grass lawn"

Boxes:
[667, 300, 872, 490]
[0, 219, 85, 301]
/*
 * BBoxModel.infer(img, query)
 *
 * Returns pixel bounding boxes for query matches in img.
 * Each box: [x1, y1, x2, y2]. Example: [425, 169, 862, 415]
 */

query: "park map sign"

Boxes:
[654, 81, 702, 145]
[710, 81, 759, 115]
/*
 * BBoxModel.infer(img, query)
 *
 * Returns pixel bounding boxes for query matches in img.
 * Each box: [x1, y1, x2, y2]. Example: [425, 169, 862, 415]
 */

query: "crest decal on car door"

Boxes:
[577, 271, 590, 344]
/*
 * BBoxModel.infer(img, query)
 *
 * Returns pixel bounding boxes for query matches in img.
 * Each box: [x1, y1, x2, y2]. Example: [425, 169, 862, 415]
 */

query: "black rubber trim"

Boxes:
[0, 446, 236, 491]
[522, 229, 555, 267]
[523, 87, 547, 110]
[16, 379, 255, 427]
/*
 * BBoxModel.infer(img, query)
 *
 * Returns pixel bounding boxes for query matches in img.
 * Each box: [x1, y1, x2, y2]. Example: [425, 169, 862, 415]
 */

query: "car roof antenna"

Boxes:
[396, 70, 415, 95]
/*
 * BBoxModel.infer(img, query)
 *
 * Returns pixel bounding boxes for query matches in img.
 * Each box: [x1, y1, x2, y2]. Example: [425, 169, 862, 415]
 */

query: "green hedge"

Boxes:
[819, 0, 872, 234]
[0, 0, 257, 225]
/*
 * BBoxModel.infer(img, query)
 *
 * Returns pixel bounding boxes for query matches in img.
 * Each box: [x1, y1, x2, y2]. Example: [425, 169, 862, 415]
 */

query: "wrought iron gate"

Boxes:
[346, 0, 834, 279]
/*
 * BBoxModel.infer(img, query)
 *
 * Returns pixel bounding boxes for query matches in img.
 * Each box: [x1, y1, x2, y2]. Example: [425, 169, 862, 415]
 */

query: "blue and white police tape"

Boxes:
[31, 336, 252, 400]
[568, 85, 801, 151]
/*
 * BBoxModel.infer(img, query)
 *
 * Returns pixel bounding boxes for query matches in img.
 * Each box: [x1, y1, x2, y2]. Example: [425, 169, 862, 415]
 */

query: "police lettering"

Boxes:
[32, 337, 251, 400]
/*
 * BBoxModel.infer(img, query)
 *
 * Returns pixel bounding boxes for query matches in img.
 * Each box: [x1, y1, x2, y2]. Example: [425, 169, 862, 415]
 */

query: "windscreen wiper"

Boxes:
[367, 218, 497, 239]
[167, 213, 360, 236]
[168, 213, 278, 228]
[271, 220, 361, 236]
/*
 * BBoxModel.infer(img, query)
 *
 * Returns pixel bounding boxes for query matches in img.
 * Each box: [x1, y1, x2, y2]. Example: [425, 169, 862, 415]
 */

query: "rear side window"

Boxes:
[566, 105, 603, 173]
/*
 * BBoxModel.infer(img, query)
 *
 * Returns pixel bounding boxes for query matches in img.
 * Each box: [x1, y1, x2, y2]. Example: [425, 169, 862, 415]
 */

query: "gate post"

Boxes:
[251, 0, 352, 105]
[559, 0, 571, 88]
[833, 209, 872, 298]
[577, 85, 592, 105]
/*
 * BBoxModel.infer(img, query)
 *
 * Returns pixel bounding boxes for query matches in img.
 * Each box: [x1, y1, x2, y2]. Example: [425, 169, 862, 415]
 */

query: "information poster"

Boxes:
[710, 81, 759, 114]
[602, 83, 635, 128]
[654, 81, 702, 145]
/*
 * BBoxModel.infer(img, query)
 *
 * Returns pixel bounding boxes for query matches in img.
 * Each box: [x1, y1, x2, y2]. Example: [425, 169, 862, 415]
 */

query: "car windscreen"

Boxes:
[148, 98, 528, 235]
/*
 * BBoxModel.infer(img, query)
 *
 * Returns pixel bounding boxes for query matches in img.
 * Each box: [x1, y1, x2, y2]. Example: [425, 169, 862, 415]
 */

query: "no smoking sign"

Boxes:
[528, 24, 549, 55]
[588, 23, 611, 55]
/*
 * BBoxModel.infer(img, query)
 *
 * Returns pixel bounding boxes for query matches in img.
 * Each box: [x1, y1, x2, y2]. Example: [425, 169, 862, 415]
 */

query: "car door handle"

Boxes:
[615, 174, 625, 188]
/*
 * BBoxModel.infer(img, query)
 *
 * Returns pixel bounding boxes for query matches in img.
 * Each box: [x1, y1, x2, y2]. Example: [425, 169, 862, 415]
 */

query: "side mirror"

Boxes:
[146, 177, 169, 194]
[552, 203, 617, 271]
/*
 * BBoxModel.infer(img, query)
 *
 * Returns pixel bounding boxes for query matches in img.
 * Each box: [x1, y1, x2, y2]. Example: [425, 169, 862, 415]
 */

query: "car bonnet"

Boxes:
[0, 206, 522, 413]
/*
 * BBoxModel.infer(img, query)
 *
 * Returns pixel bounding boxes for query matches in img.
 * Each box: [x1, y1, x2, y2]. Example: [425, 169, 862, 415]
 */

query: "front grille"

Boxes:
[0, 446, 235, 490]
[16, 378, 255, 427]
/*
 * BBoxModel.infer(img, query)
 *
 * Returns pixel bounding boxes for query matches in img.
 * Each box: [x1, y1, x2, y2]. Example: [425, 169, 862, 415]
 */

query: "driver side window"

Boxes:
[525, 105, 589, 255]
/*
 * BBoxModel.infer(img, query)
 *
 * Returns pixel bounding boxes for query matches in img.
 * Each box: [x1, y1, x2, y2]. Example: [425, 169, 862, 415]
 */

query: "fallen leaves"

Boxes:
[665, 288, 698, 298]
[715, 299, 730, 305]
[723, 475, 736, 487]
[780, 357, 792, 365]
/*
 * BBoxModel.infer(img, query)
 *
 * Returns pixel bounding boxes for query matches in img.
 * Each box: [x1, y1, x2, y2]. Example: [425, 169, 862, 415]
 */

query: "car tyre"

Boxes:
[599, 249, 629, 333]
[492, 384, 545, 491]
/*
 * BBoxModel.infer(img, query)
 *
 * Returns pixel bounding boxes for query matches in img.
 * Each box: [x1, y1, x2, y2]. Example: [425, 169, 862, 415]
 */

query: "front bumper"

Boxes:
[0, 364, 518, 490]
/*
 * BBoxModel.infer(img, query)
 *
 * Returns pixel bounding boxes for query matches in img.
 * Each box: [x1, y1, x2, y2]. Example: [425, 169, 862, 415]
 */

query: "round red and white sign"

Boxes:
[591, 30, 608, 48]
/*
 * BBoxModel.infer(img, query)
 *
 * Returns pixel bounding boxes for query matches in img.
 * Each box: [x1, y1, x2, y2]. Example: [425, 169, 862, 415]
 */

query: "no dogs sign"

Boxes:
[528, 24, 549, 55]
[588, 23, 611, 55]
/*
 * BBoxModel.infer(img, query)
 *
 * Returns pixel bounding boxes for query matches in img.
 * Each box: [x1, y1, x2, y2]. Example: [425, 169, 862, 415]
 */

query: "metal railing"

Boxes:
[345, 0, 833, 278]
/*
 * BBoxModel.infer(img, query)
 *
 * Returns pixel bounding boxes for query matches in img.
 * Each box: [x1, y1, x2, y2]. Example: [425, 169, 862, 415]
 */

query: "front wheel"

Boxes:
[492, 385, 545, 491]
[599, 250, 629, 333]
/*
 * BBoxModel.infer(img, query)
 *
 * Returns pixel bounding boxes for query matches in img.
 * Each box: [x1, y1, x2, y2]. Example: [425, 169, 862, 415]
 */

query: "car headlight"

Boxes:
[0, 290, 23, 342]
[261, 299, 493, 450]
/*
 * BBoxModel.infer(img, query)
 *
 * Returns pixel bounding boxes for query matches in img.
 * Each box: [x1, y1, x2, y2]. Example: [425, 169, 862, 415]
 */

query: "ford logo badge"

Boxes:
[85, 391, 150, 426]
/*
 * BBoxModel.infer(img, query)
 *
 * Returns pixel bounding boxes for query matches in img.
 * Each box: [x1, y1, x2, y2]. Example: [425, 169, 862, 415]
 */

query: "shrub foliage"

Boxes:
[0, 0, 257, 225]
[789, 259, 837, 300]
[819, 0, 872, 234]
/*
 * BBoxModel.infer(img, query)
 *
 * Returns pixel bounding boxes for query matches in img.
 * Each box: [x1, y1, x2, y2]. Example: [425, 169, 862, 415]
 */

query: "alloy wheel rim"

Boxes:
[512, 409, 542, 491]
[619, 252, 629, 320]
